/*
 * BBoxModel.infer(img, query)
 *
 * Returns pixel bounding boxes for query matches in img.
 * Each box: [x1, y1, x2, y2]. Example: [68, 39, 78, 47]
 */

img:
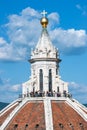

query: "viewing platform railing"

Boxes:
[19, 91, 72, 99]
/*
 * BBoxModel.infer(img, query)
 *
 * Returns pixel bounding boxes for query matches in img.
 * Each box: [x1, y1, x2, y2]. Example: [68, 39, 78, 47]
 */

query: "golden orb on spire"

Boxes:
[40, 10, 48, 28]
[40, 17, 48, 28]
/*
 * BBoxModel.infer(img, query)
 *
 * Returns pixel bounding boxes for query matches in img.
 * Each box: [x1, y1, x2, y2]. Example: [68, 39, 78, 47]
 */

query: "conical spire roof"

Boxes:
[30, 27, 57, 60]
[36, 28, 54, 52]
[30, 10, 58, 60]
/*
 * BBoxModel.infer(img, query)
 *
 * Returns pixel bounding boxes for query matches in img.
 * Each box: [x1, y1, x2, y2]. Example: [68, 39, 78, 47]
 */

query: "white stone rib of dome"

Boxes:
[73, 99, 87, 112]
[44, 98, 53, 130]
[66, 98, 87, 121]
[0, 99, 19, 116]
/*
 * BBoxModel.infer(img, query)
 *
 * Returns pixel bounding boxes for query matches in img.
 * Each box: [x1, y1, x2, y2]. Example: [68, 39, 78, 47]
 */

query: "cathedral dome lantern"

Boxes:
[23, 10, 67, 97]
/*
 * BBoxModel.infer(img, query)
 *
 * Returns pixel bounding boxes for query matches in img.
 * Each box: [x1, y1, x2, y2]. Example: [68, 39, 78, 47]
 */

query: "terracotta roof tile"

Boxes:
[52, 101, 87, 130]
[6, 101, 45, 130]
[1, 99, 87, 130]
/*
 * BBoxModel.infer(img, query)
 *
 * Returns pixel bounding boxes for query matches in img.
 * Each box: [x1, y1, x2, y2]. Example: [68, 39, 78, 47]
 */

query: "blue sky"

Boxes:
[0, 0, 87, 103]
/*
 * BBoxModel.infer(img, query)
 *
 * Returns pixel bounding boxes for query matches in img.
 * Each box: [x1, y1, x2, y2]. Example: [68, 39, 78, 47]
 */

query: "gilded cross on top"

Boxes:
[41, 10, 47, 17]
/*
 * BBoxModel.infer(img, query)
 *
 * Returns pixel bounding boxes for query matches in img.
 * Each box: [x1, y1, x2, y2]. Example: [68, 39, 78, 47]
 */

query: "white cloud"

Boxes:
[69, 81, 87, 103]
[10, 84, 21, 92]
[0, 76, 21, 92]
[21, 7, 40, 18]
[0, 7, 87, 61]
[0, 76, 10, 86]
[0, 7, 42, 61]
[50, 28, 87, 55]
[0, 37, 7, 46]
[0, 77, 22, 102]
[48, 12, 60, 29]
[69, 81, 79, 88]
[76, 4, 87, 16]
[76, 4, 82, 10]
[6, 7, 41, 46]
[51, 28, 86, 47]
[0, 7, 60, 61]
[48, 13, 59, 23]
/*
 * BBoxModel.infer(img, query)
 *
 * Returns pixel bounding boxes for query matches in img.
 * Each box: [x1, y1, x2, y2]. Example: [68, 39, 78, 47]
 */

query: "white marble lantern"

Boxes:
[22, 11, 68, 97]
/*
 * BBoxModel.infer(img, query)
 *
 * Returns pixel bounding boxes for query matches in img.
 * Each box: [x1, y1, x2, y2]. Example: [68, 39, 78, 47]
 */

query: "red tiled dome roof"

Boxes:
[6, 101, 45, 130]
[52, 101, 87, 130]
[0, 97, 87, 130]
